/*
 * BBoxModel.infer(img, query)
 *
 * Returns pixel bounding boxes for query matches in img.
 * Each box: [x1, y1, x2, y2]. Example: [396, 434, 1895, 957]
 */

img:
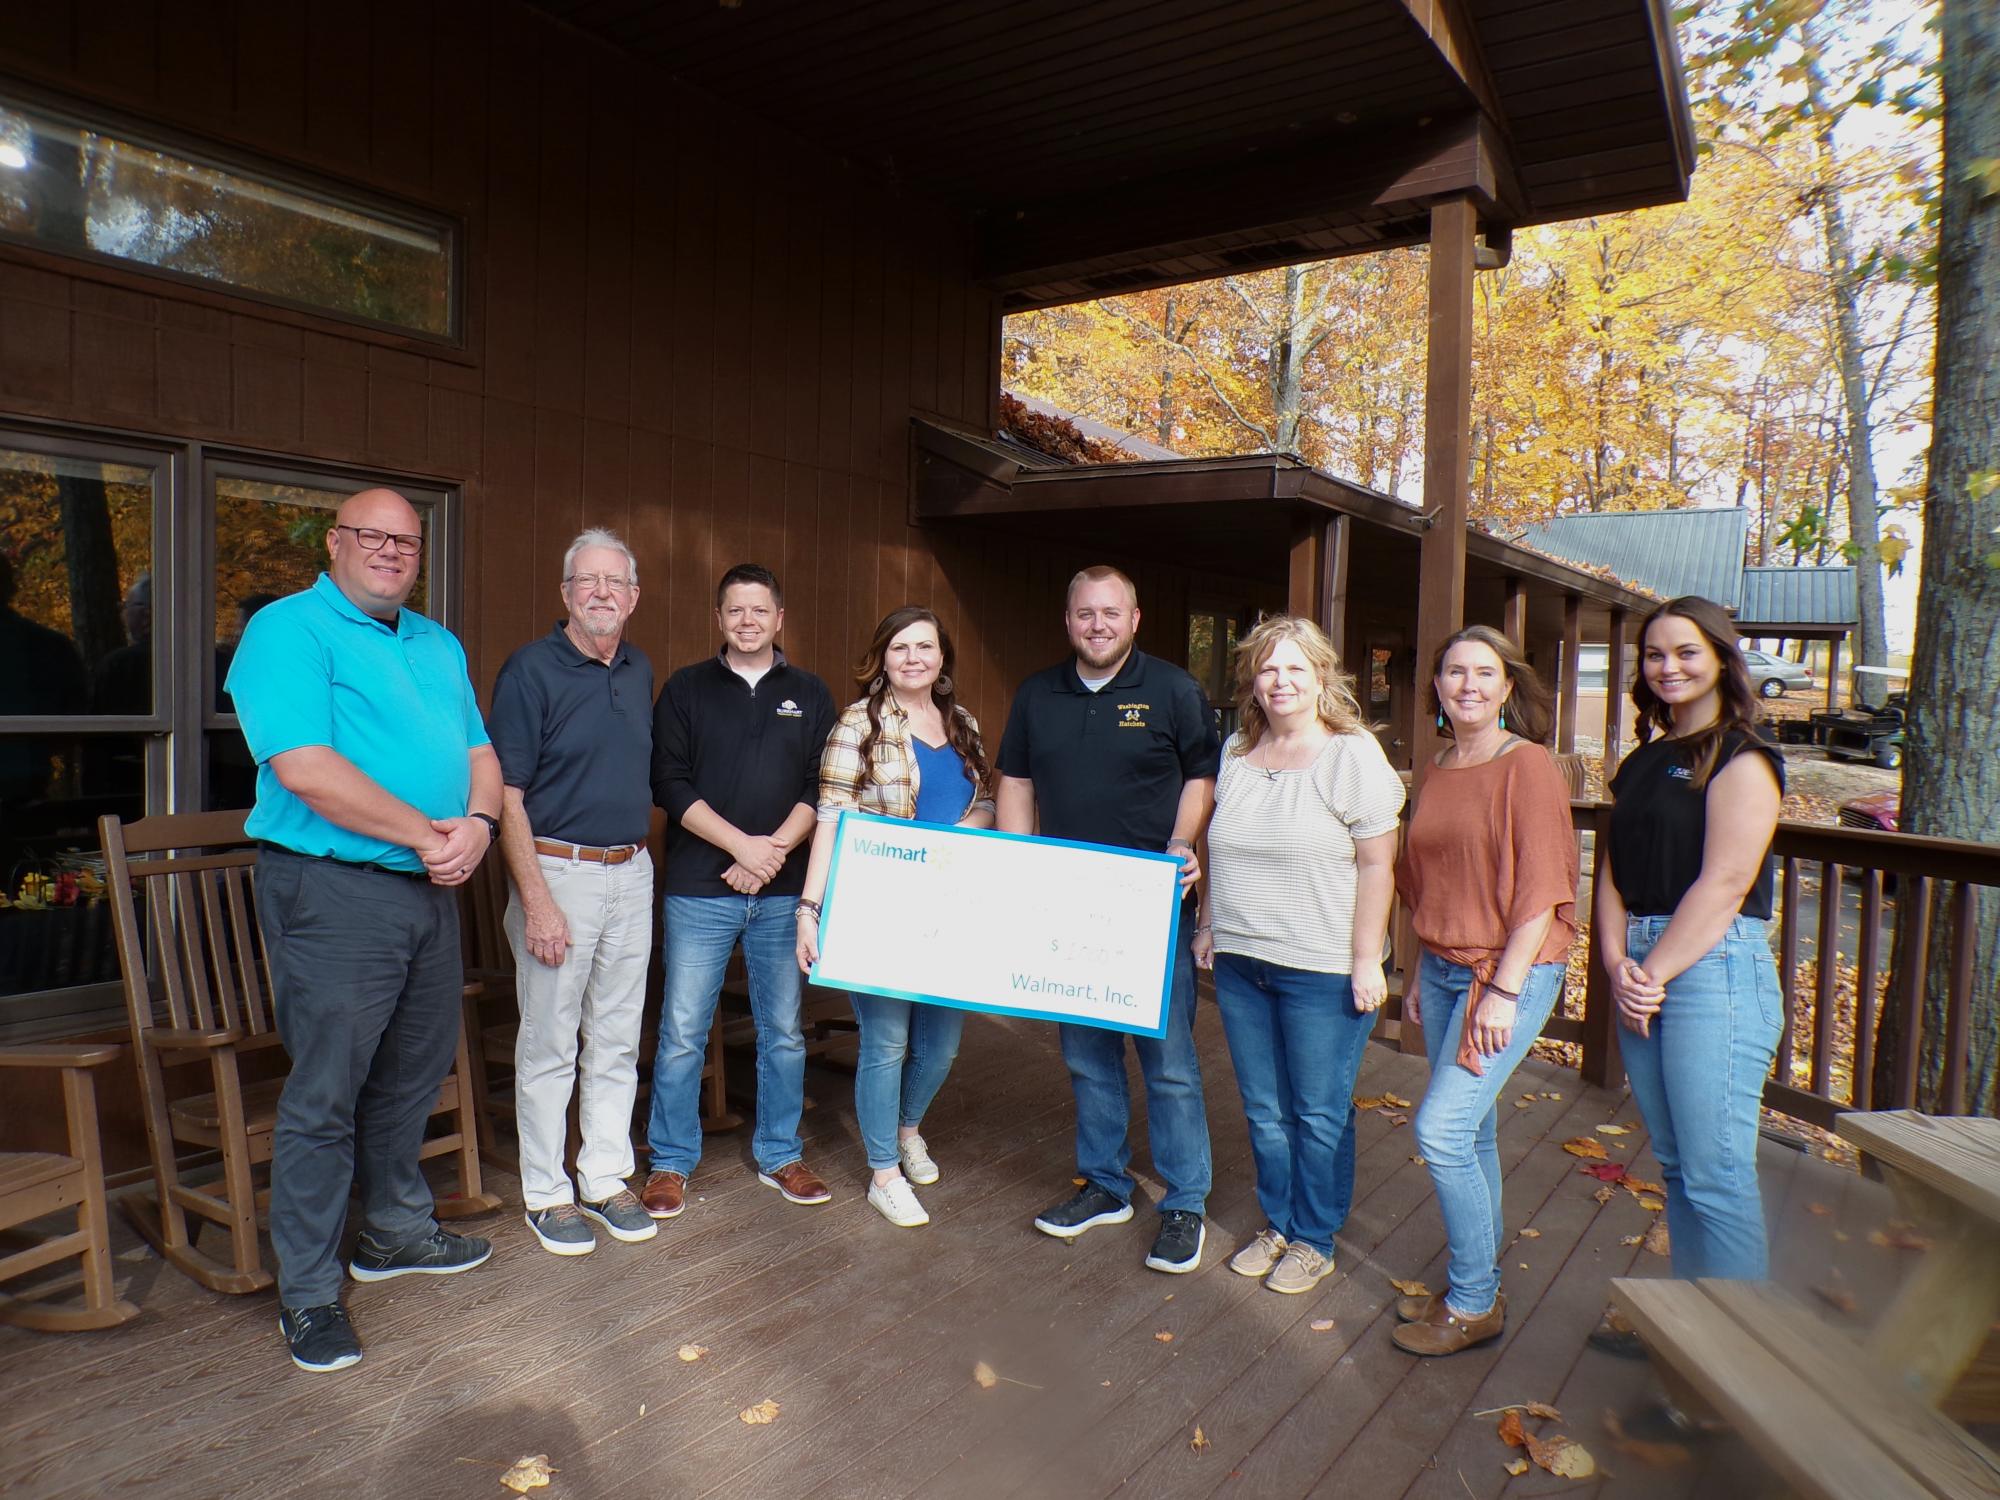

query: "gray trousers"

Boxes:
[256, 847, 464, 1307]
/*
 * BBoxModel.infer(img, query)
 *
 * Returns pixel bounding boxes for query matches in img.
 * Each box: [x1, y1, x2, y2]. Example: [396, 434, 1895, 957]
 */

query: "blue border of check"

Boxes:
[811, 809, 1183, 1040]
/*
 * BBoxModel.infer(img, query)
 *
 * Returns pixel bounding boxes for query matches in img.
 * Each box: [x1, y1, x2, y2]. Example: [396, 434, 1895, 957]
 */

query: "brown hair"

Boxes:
[852, 605, 991, 800]
[1424, 624, 1556, 746]
[1229, 614, 1366, 754]
[1631, 595, 1760, 790]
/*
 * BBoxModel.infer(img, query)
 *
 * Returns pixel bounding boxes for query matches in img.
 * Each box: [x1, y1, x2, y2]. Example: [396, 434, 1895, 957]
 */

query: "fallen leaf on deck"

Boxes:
[1807, 1202, 1833, 1216]
[1594, 1124, 1630, 1136]
[499, 1456, 554, 1493]
[1594, 1185, 1618, 1204]
[1518, 1228, 1542, 1239]
[677, 1343, 709, 1363]
[1525, 1402, 1563, 1420]
[1155, 1330, 1175, 1343]
[1642, 1220, 1670, 1256]
[1498, 1409, 1528, 1448]
[1543, 1091, 1563, 1100]
[1603, 1408, 1694, 1469]
[1519, 1262, 1530, 1269]
[1190, 1426, 1211, 1453]
[973, 1361, 999, 1389]
[639, 1404, 646, 1417]
[1384, 1092, 1413, 1108]
[1504, 1457, 1530, 1476]
[1636, 1196, 1666, 1213]
[1390, 1277, 1432, 1298]
[739, 1399, 780, 1425]
[1514, 1099, 1534, 1109]
[1579, 1162, 1627, 1182]
[1384, 1112, 1409, 1127]
[1353, 1095, 1387, 1110]
[1100, 1380, 1112, 1387]
[1621, 1234, 1644, 1246]
[1832, 1230, 1851, 1242]
[1072, 1177, 1087, 1187]
[1563, 1137, 1609, 1160]
[1410, 1155, 1427, 1165]
[1310, 1318, 1336, 1332]
[1621, 1176, 1665, 1198]
[1869, 1224, 1933, 1251]
[1811, 1279, 1859, 1315]
[1539, 1436, 1597, 1478]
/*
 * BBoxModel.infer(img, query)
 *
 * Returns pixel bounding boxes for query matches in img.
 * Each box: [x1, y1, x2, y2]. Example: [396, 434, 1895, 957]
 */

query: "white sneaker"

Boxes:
[867, 1176, 930, 1228]
[898, 1133, 940, 1185]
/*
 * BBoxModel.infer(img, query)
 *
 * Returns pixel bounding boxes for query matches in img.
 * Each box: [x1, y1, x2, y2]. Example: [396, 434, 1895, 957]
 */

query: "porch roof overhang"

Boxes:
[912, 418, 1659, 617]
[526, 0, 1696, 310]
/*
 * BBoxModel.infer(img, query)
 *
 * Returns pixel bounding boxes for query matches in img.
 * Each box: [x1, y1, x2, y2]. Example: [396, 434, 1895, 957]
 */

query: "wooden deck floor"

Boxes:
[1, 1002, 1938, 1500]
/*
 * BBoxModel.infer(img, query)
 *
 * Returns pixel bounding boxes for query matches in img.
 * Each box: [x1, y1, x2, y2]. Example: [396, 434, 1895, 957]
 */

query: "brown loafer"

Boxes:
[758, 1159, 832, 1204]
[1396, 1290, 1444, 1323]
[640, 1170, 687, 1219]
[1391, 1292, 1506, 1356]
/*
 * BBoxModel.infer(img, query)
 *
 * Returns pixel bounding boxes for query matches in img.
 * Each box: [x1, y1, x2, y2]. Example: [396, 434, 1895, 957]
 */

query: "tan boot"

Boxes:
[1391, 1292, 1506, 1355]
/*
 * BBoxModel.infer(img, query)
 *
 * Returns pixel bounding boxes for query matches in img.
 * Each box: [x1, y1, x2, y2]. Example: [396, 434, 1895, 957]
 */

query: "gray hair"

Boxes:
[563, 528, 638, 586]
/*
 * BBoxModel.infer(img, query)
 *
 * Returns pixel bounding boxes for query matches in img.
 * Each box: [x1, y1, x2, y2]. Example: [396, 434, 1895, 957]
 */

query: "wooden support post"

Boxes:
[1559, 594, 1582, 753]
[1602, 606, 1628, 782]
[1321, 515, 1350, 660]
[1826, 634, 1843, 709]
[1413, 198, 1477, 790]
[1502, 577, 1526, 649]
[1287, 520, 1321, 620]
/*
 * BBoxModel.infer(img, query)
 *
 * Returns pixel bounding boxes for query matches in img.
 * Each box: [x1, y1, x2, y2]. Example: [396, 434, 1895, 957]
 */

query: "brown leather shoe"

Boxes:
[1396, 1290, 1444, 1323]
[640, 1170, 687, 1219]
[758, 1159, 832, 1204]
[1391, 1292, 1506, 1356]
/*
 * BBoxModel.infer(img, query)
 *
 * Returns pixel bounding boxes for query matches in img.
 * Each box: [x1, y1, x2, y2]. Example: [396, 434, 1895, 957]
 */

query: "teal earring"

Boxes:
[1435, 709, 1447, 731]
[1501, 704, 1509, 732]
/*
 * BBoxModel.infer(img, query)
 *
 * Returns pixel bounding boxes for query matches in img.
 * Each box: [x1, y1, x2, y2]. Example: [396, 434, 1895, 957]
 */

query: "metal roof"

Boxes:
[1737, 565, 1858, 628]
[1515, 507, 1750, 607]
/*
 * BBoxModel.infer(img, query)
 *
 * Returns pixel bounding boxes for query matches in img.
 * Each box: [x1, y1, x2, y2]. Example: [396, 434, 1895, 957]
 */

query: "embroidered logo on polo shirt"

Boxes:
[776, 699, 803, 718]
[1667, 765, 1693, 780]
[1117, 702, 1150, 728]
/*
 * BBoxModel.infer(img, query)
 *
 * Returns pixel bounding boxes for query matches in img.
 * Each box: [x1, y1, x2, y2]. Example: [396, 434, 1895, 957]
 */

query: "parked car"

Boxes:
[1741, 648, 1814, 699]
[1838, 789, 1899, 834]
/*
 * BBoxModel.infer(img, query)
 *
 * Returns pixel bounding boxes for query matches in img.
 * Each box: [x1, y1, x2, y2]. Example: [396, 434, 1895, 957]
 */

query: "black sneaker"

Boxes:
[1144, 1210, 1205, 1273]
[348, 1225, 493, 1283]
[1032, 1183, 1133, 1240]
[280, 1302, 362, 1372]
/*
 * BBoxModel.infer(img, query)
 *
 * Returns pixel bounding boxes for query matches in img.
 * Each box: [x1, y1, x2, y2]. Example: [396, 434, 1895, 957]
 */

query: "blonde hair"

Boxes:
[1065, 564, 1138, 609]
[1230, 614, 1365, 753]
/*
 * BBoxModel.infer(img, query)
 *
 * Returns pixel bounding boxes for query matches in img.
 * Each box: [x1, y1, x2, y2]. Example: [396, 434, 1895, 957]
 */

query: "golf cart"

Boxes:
[1809, 664, 1908, 770]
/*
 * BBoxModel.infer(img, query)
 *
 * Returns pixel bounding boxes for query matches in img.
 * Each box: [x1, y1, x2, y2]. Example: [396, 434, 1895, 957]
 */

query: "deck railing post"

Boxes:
[1579, 802, 1623, 1090]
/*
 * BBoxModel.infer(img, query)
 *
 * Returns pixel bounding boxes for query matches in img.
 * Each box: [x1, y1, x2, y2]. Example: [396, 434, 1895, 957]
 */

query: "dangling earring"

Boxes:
[936, 673, 953, 696]
[1500, 704, 1509, 732]
[1435, 709, 1447, 731]
[869, 674, 886, 695]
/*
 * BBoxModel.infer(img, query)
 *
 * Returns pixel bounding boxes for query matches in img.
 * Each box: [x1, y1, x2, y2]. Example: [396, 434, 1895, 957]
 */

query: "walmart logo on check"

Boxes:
[854, 837, 928, 863]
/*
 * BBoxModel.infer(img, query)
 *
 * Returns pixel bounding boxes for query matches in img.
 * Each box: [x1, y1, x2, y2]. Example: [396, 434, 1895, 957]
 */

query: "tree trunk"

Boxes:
[1155, 293, 1178, 447]
[1269, 266, 1307, 454]
[58, 467, 124, 672]
[1876, 0, 2000, 1117]
[1806, 45, 1890, 669]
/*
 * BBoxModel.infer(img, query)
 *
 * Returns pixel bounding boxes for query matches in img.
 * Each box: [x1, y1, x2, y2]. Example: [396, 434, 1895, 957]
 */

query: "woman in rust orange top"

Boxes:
[1390, 625, 1578, 1357]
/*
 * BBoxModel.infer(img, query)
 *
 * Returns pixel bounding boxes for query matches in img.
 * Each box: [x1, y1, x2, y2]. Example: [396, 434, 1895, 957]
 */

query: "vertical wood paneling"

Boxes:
[233, 0, 308, 151]
[0, 296, 72, 407]
[366, 347, 430, 464]
[781, 156, 822, 468]
[815, 193, 854, 478]
[482, 6, 541, 406]
[935, 255, 966, 424]
[370, 0, 434, 193]
[302, 359, 369, 458]
[582, 78, 634, 428]
[73, 313, 156, 419]
[669, 438, 714, 664]
[8, 0, 74, 73]
[781, 459, 821, 676]
[625, 427, 673, 647]
[429, 0, 488, 204]
[908, 251, 939, 417]
[159, 0, 234, 124]
[713, 132, 764, 457]
[74, 0, 158, 106]
[532, 23, 590, 415]
[480, 395, 539, 664]
[668, 91, 716, 444]
[305, 0, 372, 175]
[626, 114, 677, 432]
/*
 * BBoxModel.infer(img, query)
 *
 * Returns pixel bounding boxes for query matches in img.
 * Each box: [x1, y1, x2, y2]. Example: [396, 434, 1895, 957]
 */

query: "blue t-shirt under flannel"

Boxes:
[910, 737, 975, 826]
[225, 573, 489, 871]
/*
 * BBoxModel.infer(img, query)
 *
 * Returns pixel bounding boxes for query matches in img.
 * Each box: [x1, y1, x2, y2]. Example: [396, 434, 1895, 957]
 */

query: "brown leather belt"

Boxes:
[534, 838, 641, 865]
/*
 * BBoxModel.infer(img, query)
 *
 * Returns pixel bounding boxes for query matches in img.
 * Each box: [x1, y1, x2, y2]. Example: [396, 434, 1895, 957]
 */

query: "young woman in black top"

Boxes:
[1598, 595, 1785, 1282]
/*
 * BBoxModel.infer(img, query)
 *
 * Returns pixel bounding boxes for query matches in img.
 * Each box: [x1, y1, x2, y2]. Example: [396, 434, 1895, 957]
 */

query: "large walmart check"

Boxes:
[810, 810, 1184, 1038]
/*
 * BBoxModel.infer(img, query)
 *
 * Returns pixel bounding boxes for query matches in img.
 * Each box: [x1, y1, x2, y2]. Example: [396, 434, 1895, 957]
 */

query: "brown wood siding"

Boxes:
[0, 0, 1249, 1165]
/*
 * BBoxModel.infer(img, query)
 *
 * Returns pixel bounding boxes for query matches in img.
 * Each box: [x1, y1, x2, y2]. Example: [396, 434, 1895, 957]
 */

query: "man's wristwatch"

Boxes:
[469, 811, 500, 843]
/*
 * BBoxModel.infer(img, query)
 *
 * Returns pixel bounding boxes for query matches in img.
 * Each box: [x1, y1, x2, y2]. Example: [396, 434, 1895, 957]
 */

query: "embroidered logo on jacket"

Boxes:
[776, 699, 803, 718]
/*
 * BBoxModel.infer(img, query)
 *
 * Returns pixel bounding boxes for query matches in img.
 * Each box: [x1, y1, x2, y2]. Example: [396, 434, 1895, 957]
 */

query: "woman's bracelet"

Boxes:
[1484, 981, 1520, 1003]
[1193, 923, 1214, 935]
[795, 898, 821, 922]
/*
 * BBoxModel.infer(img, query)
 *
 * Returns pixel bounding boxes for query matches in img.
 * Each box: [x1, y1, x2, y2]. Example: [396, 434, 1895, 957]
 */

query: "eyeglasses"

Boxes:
[566, 572, 635, 594]
[336, 524, 423, 556]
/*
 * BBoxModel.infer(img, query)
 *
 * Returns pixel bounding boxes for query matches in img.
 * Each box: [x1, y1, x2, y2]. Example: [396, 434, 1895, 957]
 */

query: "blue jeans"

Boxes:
[1620, 914, 1783, 1281]
[646, 894, 806, 1176]
[851, 994, 964, 1170]
[1058, 909, 1210, 1214]
[1413, 951, 1565, 1315]
[1212, 955, 1374, 1255]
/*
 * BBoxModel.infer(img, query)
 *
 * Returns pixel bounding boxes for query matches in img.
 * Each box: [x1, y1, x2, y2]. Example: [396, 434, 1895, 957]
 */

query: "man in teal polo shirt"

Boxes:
[226, 487, 504, 1374]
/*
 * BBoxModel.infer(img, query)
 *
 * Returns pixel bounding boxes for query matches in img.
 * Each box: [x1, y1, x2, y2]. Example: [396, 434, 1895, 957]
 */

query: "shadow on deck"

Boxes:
[0, 1004, 1937, 1500]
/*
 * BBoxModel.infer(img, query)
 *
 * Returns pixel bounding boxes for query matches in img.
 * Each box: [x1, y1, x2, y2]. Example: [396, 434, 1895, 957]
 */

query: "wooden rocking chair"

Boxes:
[0, 1044, 140, 1330]
[97, 810, 499, 1297]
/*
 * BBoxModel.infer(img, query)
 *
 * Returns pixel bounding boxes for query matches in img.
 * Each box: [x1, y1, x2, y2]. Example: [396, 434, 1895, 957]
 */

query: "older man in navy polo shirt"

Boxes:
[996, 564, 1220, 1274]
[487, 529, 657, 1257]
[228, 487, 503, 1374]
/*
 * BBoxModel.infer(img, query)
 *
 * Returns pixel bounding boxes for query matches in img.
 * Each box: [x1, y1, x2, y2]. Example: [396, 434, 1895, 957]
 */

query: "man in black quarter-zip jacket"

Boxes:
[640, 564, 837, 1219]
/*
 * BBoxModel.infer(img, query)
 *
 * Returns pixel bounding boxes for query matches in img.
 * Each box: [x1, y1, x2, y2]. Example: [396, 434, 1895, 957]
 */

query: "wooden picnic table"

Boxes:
[1835, 1109, 2000, 1407]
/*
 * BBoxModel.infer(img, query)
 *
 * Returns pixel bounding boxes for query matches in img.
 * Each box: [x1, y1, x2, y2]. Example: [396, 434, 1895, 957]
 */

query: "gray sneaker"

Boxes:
[525, 1203, 597, 1257]
[1229, 1227, 1288, 1278]
[580, 1189, 659, 1244]
[1265, 1242, 1334, 1295]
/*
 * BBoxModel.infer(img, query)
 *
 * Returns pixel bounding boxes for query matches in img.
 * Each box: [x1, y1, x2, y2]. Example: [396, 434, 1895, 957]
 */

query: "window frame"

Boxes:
[0, 82, 465, 346]
[0, 416, 463, 1041]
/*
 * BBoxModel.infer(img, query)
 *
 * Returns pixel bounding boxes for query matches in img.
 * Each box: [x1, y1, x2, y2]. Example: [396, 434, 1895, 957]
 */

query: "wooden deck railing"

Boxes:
[1562, 805, 2000, 1127]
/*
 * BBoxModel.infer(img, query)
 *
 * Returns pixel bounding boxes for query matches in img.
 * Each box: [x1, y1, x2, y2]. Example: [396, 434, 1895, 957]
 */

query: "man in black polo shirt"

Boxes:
[641, 563, 837, 1216]
[997, 564, 1220, 1273]
[488, 528, 658, 1257]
